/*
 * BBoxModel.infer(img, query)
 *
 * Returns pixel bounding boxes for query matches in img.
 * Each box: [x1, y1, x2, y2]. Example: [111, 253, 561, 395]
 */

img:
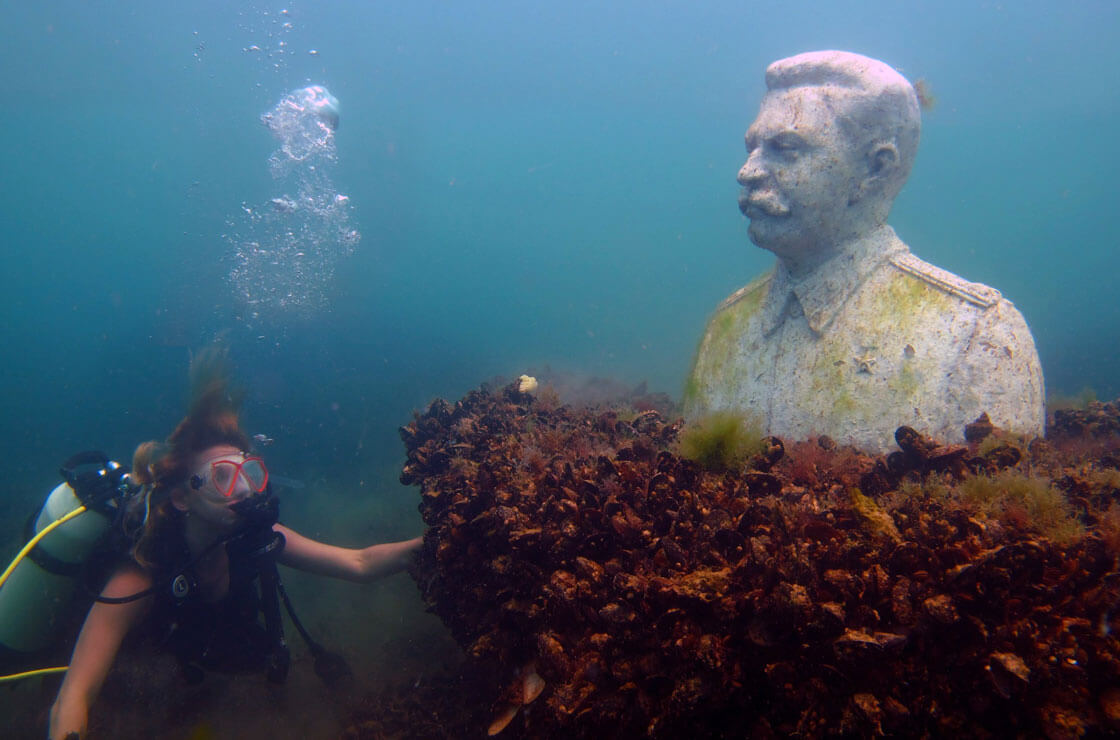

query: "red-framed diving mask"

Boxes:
[190, 454, 269, 498]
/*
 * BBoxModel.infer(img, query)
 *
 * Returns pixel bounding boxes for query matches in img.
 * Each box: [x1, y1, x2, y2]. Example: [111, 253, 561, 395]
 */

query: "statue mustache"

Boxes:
[738, 190, 790, 217]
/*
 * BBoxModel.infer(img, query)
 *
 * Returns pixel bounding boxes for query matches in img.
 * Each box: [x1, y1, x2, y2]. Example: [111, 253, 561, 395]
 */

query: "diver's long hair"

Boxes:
[125, 347, 251, 571]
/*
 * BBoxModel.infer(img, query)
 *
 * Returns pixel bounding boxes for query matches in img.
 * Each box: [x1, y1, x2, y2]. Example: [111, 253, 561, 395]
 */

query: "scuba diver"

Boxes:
[45, 350, 422, 740]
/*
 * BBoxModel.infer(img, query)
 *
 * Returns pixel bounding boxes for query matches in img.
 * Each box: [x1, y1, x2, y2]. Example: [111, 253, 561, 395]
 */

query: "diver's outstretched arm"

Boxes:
[274, 523, 421, 583]
[49, 565, 153, 740]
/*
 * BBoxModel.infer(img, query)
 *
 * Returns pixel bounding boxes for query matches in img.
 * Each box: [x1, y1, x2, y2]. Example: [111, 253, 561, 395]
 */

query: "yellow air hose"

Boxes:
[0, 505, 87, 682]
[0, 504, 87, 589]
[0, 665, 68, 682]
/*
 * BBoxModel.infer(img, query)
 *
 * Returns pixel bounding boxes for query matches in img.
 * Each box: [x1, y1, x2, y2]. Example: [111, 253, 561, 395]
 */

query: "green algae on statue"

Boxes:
[685, 51, 1045, 453]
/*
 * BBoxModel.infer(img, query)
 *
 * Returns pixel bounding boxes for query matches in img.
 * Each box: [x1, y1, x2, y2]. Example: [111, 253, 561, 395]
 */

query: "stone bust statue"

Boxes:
[685, 51, 1045, 453]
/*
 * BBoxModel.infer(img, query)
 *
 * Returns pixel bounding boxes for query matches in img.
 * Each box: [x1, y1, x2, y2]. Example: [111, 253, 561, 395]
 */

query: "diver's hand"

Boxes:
[275, 526, 423, 582]
[404, 535, 423, 558]
[361, 536, 422, 580]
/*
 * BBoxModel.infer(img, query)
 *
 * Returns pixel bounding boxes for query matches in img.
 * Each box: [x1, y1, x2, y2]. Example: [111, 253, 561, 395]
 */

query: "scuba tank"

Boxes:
[0, 452, 137, 657]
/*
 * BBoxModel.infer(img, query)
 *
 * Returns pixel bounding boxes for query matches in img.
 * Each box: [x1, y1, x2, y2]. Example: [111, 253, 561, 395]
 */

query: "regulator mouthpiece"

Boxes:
[230, 486, 280, 530]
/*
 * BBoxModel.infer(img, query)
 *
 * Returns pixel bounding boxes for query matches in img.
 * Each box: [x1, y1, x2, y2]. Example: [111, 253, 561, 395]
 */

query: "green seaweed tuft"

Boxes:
[677, 411, 765, 472]
[849, 487, 902, 542]
[958, 470, 1084, 544]
[976, 431, 1030, 459]
[1047, 386, 1098, 413]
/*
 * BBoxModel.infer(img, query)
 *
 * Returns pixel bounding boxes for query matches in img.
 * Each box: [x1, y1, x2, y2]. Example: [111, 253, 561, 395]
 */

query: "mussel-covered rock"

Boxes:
[965, 412, 996, 443]
[387, 380, 1120, 740]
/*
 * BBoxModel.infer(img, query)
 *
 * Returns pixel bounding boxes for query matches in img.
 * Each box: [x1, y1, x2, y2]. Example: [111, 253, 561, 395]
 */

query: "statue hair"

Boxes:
[765, 50, 921, 201]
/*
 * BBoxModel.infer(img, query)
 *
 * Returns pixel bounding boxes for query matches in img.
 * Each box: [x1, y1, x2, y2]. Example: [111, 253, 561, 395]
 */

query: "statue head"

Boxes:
[737, 51, 920, 268]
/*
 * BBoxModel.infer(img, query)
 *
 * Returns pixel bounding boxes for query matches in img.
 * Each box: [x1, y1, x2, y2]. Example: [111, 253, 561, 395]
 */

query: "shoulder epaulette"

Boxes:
[717, 270, 773, 312]
[889, 252, 1001, 308]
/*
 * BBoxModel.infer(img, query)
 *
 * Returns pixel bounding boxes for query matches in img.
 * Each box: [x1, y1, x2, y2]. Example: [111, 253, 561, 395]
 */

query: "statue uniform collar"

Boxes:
[762, 226, 908, 336]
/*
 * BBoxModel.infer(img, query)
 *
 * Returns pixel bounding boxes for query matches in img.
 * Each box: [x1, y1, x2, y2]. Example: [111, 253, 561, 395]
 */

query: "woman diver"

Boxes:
[48, 350, 422, 740]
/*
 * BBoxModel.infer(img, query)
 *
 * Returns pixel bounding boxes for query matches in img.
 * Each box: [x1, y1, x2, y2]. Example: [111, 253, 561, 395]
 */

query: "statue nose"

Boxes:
[737, 151, 766, 186]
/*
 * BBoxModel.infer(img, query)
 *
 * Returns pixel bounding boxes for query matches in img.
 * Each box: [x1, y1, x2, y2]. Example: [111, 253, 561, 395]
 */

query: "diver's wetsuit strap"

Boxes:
[257, 554, 290, 684]
[181, 492, 288, 684]
[158, 562, 207, 685]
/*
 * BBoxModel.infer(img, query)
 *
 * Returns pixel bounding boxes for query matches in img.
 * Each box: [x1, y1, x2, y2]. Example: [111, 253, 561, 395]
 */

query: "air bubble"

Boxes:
[227, 86, 359, 323]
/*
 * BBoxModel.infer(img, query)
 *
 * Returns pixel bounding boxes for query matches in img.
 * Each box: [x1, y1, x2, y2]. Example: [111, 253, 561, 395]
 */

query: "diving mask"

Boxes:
[190, 453, 269, 498]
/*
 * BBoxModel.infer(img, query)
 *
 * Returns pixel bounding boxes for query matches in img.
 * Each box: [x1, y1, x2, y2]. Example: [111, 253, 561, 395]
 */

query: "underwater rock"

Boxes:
[383, 380, 1120, 739]
[1051, 400, 1120, 438]
[965, 412, 995, 443]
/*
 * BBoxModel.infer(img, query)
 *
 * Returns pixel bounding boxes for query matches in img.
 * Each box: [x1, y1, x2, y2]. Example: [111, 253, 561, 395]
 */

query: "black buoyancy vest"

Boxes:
[149, 539, 277, 682]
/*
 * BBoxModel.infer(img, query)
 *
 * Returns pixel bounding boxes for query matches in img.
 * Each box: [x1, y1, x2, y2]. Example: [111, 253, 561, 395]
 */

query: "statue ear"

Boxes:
[854, 142, 900, 202]
[868, 142, 900, 177]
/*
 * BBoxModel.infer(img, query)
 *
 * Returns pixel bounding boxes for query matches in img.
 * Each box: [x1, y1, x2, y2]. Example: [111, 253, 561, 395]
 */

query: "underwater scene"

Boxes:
[1, 1, 1119, 738]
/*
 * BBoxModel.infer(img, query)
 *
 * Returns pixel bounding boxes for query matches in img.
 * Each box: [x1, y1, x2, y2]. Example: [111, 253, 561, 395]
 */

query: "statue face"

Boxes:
[737, 87, 871, 263]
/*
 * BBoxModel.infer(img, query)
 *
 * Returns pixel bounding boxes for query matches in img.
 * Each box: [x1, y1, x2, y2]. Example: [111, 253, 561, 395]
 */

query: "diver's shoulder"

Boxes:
[716, 270, 774, 313]
[100, 561, 155, 599]
[888, 252, 1002, 308]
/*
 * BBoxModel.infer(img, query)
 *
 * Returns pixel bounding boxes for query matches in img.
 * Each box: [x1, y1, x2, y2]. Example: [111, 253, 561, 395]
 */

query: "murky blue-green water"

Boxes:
[1, 1, 1117, 736]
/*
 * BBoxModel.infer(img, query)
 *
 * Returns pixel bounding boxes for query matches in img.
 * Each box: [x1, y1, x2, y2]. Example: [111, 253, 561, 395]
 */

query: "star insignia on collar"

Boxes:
[854, 353, 877, 374]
